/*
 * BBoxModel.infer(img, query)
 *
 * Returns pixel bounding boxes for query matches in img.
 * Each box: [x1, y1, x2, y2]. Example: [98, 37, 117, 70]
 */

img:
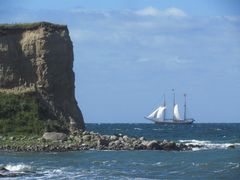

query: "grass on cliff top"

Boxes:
[0, 92, 68, 135]
[0, 22, 66, 30]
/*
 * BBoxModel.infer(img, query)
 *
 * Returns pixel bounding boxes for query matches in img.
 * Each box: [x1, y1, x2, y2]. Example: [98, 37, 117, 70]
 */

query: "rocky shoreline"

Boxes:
[0, 131, 203, 152]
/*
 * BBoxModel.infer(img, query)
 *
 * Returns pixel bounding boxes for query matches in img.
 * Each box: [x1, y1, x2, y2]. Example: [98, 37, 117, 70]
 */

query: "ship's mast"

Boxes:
[184, 93, 187, 120]
[163, 94, 166, 120]
[172, 89, 175, 120]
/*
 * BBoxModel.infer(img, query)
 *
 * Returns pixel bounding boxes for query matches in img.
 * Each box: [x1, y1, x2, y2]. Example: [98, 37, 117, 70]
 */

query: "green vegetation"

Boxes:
[0, 92, 68, 135]
[0, 93, 44, 135]
[0, 22, 66, 30]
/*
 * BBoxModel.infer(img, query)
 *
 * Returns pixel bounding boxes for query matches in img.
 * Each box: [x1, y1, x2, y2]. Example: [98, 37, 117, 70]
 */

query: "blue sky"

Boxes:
[1, 0, 240, 123]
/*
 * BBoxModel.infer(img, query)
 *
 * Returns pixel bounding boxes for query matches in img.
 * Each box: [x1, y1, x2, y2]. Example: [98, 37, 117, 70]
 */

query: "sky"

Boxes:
[0, 0, 240, 123]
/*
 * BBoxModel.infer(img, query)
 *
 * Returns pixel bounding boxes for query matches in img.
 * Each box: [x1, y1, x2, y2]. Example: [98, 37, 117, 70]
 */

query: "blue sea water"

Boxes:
[0, 123, 240, 179]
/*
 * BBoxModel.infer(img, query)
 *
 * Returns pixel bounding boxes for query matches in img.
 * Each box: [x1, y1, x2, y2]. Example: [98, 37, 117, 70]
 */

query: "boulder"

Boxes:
[110, 135, 118, 141]
[162, 141, 177, 150]
[74, 136, 82, 143]
[42, 132, 67, 141]
[82, 131, 90, 135]
[82, 135, 91, 141]
[9, 136, 15, 141]
[97, 139, 109, 147]
[123, 135, 129, 142]
[141, 140, 149, 147]
[227, 145, 235, 149]
[147, 140, 161, 150]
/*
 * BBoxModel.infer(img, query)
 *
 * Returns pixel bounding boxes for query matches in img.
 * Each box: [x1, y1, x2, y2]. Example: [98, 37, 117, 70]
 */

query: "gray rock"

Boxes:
[42, 132, 67, 141]
[141, 140, 149, 147]
[97, 139, 109, 147]
[147, 140, 161, 150]
[9, 136, 15, 141]
[102, 135, 110, 140]
[114, 140, 121, 146]
[227, 145, 235, 149]
[123, 135, 128, 142]
[82, 135, 91, 141]
[108, 141, 115, 147]
[139, 137, 145, 141]
[74, 136, 82, 143]
[82, 131, 90, 135]
[162, 141, 177, 150]
[110, 135, 118, 141]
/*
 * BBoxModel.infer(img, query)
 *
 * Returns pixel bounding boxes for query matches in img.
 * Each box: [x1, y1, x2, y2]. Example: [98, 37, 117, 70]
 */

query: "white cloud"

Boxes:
[136, 57, 152, 63]
[223, 16, 240, 22]
[135, 6, 160, 16]
[164, 7, 187, 17]
[135, 7, 187, 18]
[69, 7, 110, 17]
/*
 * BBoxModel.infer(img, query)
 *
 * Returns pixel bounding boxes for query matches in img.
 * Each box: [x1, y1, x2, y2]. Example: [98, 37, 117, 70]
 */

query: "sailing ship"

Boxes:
[145, 92, 195, 124]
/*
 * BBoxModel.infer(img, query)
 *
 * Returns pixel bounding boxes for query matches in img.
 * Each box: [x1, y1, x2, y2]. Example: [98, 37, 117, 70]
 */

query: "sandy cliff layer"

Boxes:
[0, 22, 84, 131]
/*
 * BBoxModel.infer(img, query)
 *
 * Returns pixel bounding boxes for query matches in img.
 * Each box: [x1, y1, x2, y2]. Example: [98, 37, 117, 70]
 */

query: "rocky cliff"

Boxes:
[0, 22, 85, 132]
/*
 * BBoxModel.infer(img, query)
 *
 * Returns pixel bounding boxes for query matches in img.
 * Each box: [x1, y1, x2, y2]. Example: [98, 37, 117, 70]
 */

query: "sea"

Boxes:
[0, 123, 240, 179]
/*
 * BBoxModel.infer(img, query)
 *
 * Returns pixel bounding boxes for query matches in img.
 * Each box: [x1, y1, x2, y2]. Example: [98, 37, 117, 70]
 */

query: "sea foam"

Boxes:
[179, 139, 240, 150]
[5, 163, 32, 172]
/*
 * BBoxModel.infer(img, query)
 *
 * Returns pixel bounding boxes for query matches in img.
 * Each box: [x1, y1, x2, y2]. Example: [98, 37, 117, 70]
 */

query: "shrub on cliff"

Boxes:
[0, 93, 45, 135]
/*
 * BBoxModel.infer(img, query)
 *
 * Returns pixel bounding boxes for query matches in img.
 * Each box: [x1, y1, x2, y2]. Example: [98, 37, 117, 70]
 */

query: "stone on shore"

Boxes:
[227, 145, 235, 149]
[42, 132, 67, 141]
[147, 140, 161, 150]
[0, 130, 204, 152]
[97, 138, 109, 147]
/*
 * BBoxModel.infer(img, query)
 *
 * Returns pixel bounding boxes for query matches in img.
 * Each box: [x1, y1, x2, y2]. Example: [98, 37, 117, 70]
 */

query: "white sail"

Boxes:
[146, 108, 159, 119]
[147, 106, 166, 120]
[174, 104, 182, 120]
[156, 106, 166, 120]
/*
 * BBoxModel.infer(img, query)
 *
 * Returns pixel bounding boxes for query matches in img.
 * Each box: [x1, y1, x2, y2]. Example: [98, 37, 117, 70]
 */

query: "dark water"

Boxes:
[1, 123, 240, 179]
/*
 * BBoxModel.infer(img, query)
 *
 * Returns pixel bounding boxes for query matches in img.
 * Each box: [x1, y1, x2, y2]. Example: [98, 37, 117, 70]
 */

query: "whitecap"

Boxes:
[40, 168, 66, 179]
[134, 128, 142, 131]
[102, 161, 109, 164]
[154, 162, 162, 166]
[192, 162, 208, 167]
[179, 139, 240, 150]
[52, 169, 63, 173]
[226, 162, 240, 169]
[153, 128, 163, 131]
[179, 139, 211, 144]
[192, 147, 202, 151]
[169, 170, 180, 174]
[132, 162, 145, 165]
[5, 163, 32, 172]
[214, 169, 225, 173]
[153, 162, 167, 167]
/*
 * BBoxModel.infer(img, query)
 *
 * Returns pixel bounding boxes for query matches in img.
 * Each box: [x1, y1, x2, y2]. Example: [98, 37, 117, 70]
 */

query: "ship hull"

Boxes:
[145, 117, 195, 124]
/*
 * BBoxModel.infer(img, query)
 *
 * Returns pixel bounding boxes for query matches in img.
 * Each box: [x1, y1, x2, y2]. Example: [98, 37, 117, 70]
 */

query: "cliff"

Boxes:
[0, 22, 85, 134]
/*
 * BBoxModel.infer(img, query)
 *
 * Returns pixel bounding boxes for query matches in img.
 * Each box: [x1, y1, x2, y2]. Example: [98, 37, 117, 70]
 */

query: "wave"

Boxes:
[134, 128, 142, 131]
[0, 163, 33, 178]
[114, 128, 122, 131]
[226, 162, 240, 169]
[5, 163, 32, 172]
[179, 139, 240, 151]
[153, 128, 164, 131]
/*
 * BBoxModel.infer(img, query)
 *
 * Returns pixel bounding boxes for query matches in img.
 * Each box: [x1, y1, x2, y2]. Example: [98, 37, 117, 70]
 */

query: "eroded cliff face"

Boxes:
[0, 22, 85, 131]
